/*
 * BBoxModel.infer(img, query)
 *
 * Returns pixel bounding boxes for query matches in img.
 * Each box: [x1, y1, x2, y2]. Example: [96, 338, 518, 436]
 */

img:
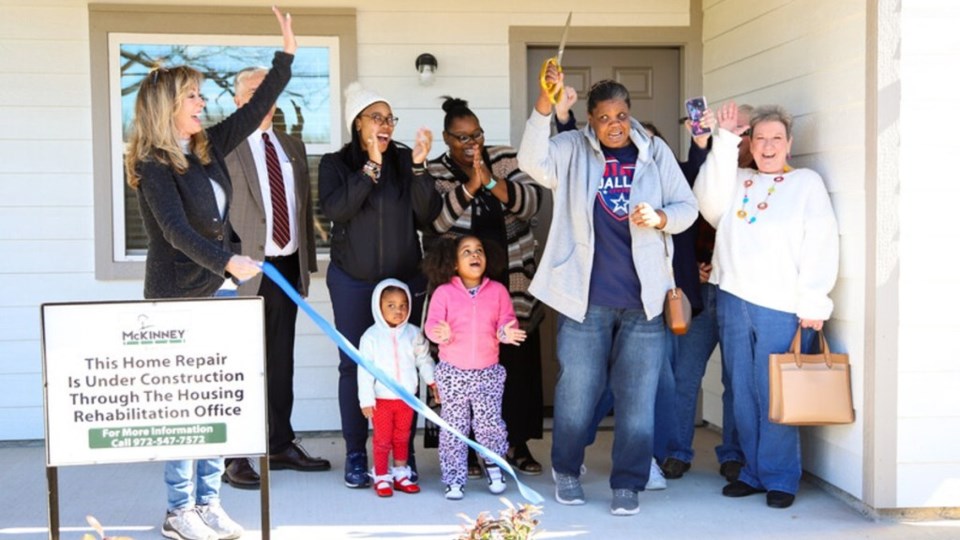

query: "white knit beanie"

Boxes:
[343, 81, 391, 131]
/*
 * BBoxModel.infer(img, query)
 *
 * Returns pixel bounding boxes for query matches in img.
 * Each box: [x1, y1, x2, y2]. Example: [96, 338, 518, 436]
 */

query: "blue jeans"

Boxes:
[551, 305, 665, 491]
[662, 283, 743, 464]
[165, 458, 224, 511]
[717, 290, 813, 494]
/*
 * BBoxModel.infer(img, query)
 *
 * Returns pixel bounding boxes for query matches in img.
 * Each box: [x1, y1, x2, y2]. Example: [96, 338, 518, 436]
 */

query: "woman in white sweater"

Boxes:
[693, 103, 839, 509]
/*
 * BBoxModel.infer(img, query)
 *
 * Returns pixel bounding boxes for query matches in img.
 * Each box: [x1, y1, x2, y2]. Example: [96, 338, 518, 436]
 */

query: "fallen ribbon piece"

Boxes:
[260, 262, 544, 504]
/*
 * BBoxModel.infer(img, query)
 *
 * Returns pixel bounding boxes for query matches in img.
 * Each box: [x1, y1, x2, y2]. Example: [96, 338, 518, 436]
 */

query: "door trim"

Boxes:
[507, 0, 703, 149]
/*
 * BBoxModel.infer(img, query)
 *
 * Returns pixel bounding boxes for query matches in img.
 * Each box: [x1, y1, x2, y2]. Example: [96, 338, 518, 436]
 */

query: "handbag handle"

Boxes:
[660, 232, 678, 289]
[788, 325, 833, 368]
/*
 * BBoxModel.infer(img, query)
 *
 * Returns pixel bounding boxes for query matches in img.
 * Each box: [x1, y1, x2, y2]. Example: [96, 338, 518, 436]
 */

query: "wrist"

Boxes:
[363, 160, 381, 182]
[483, 177, 498, 190]
[461, 184, 475, 201]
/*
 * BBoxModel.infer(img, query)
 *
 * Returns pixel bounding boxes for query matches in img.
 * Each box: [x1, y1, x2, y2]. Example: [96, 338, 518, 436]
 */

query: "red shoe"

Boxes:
[374, 475, 393, 497]
[392, 466, 420, 494]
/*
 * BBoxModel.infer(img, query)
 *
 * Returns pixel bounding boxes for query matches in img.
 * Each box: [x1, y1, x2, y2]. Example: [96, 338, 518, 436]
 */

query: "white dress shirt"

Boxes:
[245, 127, 298, 256]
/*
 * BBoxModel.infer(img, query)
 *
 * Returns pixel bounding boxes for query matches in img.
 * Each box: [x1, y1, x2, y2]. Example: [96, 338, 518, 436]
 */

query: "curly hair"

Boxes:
[422, 234, 503, 292]
[124, 66, 212, 188]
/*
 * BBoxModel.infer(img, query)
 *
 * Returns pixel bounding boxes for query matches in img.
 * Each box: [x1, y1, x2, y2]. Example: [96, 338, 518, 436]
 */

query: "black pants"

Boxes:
[501, 326, 544, 445]
[327, 263, 426, 455]
[261, 253, 300, 454]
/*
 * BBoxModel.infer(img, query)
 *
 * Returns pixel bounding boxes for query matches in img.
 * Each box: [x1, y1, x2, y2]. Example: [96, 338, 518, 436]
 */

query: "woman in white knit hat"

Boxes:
[318, 83, 441, 489]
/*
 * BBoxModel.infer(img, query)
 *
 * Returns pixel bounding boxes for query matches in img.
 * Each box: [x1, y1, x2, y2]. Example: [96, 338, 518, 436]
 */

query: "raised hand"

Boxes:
[535, 64, 563, 115]
[716, 101, 741, 134]
[430, 320, 452, 343]
[555, 85, 578, 124]
[272, 6, 297, 55]
[501, 320, 527, 346]
[365, 131, 383, 165]
[412, 127, 433, 164]
[688, 109, 716, 149]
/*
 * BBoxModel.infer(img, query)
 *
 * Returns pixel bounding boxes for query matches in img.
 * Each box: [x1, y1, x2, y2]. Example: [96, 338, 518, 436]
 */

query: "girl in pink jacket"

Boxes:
[424, 235, 526, 500]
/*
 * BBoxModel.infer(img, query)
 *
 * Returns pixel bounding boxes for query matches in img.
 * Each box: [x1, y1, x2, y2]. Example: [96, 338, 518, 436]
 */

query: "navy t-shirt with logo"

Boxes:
[588, 142, 643, 310]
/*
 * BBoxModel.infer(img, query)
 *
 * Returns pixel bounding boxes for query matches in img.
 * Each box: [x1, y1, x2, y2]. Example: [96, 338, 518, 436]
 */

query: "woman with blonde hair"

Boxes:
[126, 7, 295, 539]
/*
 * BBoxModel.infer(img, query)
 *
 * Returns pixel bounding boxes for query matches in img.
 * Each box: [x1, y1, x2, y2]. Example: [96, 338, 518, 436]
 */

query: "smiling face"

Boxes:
[443, 115, 484, 170]
[454, 236, 486, 288]
[355, 101, 394, 154]
[174, 83, 206, 140]
[588, 99, 631, 149]
[379, 289, 409, 328]
[750, 120, 793, 173]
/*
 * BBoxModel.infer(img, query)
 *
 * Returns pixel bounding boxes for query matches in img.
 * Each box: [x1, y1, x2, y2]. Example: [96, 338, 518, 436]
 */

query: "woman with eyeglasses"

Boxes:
[318, 82, 442, 490]
[517, 67, 698, 516]
[124, 7, 294, 540]
[424, 96, 545, 477]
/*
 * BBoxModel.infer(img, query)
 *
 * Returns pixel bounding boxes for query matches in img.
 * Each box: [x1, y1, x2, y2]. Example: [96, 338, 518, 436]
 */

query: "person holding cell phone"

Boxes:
[125, 7, 295, 539]
[518, 64, 698, 516]
[694, 102, 839, 509]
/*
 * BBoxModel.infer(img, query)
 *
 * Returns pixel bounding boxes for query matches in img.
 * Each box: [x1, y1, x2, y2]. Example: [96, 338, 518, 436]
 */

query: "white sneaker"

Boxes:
[197, 501, 243, 540]
[445, 483, 464, 500]
[645, 459, 667, 491]
[485, 463, 507, 494]
[162, 507, 218, 540]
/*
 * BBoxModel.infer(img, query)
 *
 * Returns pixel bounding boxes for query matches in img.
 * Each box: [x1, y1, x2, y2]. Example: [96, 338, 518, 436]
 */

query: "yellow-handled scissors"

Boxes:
[540, 12, 572, 105]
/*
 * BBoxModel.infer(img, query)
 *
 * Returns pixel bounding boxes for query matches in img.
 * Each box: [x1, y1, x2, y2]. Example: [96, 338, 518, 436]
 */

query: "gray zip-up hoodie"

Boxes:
[517, 110, 698, 322]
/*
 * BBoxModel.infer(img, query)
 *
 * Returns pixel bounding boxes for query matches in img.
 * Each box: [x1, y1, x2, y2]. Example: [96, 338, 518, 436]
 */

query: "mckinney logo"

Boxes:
[123, 315, 186, 345]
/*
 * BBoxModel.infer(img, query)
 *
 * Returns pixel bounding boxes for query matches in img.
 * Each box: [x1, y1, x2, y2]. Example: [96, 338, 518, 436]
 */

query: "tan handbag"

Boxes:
[769, 326, 854, 425]
[661, 233, 691, 335]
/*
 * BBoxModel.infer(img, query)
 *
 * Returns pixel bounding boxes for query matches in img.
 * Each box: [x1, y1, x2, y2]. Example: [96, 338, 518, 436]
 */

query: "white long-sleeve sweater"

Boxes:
[693, 129, 839, 320]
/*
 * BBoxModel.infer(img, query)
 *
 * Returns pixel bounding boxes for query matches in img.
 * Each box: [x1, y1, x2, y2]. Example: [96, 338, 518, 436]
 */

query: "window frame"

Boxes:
[90, 4, 356, 279]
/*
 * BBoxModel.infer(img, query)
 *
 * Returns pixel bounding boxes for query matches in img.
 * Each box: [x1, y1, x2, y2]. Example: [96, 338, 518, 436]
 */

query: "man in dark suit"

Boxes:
[222, 67, 329, 488]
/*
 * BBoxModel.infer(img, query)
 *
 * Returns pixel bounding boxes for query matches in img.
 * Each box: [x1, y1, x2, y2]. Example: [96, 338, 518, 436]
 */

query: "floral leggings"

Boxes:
[435, 361, 508, 486]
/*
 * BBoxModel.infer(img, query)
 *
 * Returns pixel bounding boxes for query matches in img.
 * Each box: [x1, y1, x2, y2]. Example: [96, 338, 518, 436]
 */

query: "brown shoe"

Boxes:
[222, 458, 260, 489]
[269, 439, 332, 471]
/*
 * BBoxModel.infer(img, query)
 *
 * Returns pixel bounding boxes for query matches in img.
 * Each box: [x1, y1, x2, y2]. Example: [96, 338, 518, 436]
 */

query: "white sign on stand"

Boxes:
[41, 297, 266, 466]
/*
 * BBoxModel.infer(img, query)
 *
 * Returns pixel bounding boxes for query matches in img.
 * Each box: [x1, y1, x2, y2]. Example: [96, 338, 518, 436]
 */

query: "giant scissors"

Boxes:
[539, 12, 572, 104]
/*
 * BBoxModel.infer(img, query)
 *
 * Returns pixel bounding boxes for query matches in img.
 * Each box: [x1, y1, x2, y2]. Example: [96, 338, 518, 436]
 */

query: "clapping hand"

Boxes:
[412, 127, 432, 165]
[501, 321, 527, 346]
[430, 320, 452, 343]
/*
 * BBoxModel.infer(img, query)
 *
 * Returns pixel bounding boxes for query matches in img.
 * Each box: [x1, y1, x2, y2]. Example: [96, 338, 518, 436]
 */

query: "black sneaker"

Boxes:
[766, 490, 795, 508]
[344, 451, 370, 488]
[722, 480, 764, 498]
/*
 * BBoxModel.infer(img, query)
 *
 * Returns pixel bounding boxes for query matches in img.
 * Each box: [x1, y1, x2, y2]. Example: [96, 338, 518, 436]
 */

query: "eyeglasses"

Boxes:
[448, 129, 485, 145]
[361, 113, 399, 127]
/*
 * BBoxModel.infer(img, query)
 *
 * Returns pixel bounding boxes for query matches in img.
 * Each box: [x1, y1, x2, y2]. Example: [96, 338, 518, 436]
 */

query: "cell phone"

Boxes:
[685, 96, 710, 137]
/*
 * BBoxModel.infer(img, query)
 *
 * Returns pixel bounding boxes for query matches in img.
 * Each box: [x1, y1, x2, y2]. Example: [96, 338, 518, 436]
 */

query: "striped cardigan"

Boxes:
[426, 146, 544, 329]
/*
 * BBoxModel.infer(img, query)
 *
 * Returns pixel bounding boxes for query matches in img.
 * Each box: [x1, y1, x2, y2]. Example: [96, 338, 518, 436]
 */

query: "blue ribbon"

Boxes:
[260, 263, 544, 504]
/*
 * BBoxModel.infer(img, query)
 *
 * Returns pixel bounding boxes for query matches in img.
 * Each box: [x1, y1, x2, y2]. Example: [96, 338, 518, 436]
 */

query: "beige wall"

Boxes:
[894, 0, 960, 509]
[699, 0, 868, 500]
[0, 0, 688, 439]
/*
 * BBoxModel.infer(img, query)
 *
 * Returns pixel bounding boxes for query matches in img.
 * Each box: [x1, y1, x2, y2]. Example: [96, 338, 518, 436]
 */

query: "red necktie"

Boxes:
[262, 133, 291, 248]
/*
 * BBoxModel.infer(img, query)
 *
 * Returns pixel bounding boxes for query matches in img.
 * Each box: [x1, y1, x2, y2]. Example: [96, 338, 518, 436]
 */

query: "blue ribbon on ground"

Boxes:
[260, 262, 544, 504]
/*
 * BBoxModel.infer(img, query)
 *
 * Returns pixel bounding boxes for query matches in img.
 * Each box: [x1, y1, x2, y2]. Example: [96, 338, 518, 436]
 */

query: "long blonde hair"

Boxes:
[124, 66, 213, 188]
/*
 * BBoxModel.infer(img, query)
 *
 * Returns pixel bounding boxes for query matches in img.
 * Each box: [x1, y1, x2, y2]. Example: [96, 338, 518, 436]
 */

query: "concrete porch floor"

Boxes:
[1, 427, 957, 539]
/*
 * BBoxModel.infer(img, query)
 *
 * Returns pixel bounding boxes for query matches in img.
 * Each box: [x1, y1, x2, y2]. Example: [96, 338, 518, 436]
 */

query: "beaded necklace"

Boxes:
[736, 167, 791, 224]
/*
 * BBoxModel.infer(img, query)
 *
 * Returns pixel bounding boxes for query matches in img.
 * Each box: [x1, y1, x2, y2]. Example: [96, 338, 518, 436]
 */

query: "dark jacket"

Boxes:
[318, 143, 441, 283]
[136, 52, 293, 299]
